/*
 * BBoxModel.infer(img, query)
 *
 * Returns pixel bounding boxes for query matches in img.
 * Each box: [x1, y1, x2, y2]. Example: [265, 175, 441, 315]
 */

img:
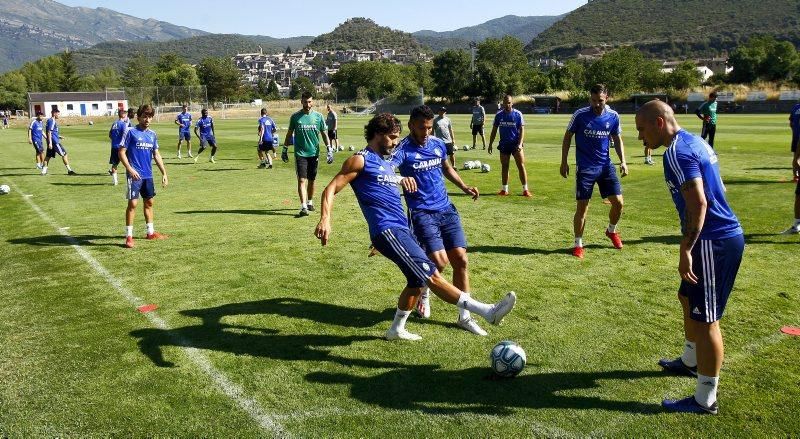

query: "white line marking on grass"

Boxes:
[10, 181, 288, 438]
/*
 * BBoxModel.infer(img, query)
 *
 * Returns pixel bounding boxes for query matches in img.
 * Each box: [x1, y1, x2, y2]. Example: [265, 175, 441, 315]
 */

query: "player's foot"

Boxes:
[780, 225, 800, 235]
[662, 396, 718, 415]
[522, 189, 533, 197]
[146, 232, 169, 240]
[194, 156, 199, 163]
[67, 170, 77, 175]
[307, 204, 315, 212]
[177, 153, 182, 159]
[485, 291, 516, 325]
[188, 152, 193, 158]
[572, 246, 584, 259]
[107, 169, 113, 175]
[414, 292, 431, 319]
[497, 190, 509, 196]
[41, 167, 47, 175]
[36, 163, 43, 170]
[658, 357, 698, 377]
[298, 207, 309, 217]
[257, 163, 266, 169]
[385, 328, 422, 341]
[210, 156, 216, 163]
[457, 316, 488, 336]
[267, 164, 273, 169]
[124, 236, 134, 248]
[606, 230, 623, 249]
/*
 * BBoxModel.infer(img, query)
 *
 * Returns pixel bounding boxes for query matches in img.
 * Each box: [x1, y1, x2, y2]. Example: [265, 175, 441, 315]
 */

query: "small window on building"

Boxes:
[66, 104, 74, 110]
[92, 103, 99, 110]
[106, 103, 113, 109]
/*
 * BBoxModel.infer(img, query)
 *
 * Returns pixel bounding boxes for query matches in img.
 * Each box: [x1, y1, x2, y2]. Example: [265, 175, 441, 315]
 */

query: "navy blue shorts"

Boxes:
[179, 131, 191, 141]
[409, 204, 467, 254]
[795, 177, 800, 196]
[200, 136, 216, 147]
[46, 142, 67, 158]
[32, 140, 44, 153]
[372, 227, 437, 288]
[498, 143, 521, 155]
[791, 128, 799, 153]
[576, 164, 622, 200]
[472, 124, 484, 136]
[126, 177, 156, 200]
[258, 141, 275, 152]
[679, 234, 744, 323]
[109, 148, 120, 166]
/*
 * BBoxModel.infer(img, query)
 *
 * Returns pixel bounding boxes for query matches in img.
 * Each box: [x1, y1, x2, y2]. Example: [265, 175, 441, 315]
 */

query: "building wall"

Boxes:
[32, 100, 129, 117]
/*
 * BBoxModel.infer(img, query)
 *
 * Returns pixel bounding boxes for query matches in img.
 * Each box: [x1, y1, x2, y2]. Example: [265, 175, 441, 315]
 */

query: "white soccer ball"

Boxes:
[0, 184, 10, 195]
[473, 160, 482, 168]
[481, 163, 491, 173]
[88, 121, 94, 126]
[462, 161, 472, 170]
[337, 145, 343, 151]
[349, 145, 355, 151]
[489, 340, 526, 377]
[462, 145, 469, 151]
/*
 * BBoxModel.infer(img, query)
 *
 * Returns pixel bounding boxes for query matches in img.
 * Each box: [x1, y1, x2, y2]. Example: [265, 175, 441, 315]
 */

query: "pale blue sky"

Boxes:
[57, 0, 587, 38]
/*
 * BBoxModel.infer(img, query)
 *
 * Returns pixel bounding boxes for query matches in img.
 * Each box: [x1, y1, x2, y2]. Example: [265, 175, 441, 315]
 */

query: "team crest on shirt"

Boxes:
[422, 262, 430, 271]
[415, 153, 422, 159]
[605, 122, 610, 129]
[434, 148, 442, 157]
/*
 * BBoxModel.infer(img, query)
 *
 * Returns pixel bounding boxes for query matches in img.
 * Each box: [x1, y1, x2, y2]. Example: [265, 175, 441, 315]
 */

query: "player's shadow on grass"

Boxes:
[201, 168, 246, 172]
[470, 244, 607, 255]
[7, 234, 123, 247]
[175, 208, 296, 216]
[306, 366, 662, 415]
[50, 182, 107, 186]
[722, 179, 787, 185]
[744, 166, 789, 171]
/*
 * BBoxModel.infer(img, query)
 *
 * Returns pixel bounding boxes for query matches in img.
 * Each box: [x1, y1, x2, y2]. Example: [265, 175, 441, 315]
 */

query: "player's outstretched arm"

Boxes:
[678, 177, 707, 284]
[442, 159, 478, 200]
[560, 131, 573, 178]
[611, 133, 628, 176]
[153, 150, 168, 187]
[315, 155, 365, 246]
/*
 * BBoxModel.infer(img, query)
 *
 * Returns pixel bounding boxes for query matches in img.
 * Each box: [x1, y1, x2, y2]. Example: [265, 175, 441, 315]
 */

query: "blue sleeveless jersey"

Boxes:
[391, 135, 450, 212]
[350, 148, 408, 238]
[567, 105, 621, 168]
[663, 130, 742, 240]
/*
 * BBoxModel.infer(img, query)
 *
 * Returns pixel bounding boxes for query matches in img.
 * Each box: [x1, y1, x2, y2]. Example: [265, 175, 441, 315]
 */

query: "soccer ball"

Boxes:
[473, 160, 482, 168]
[489, 340, 526, 377]
[337, 145, 344, 152]
[0, 184, 10, 195]
[349, 145, 355, 151]
[463, 161, 472, 170]
[88, 121, 94, 126]
[481, 164, 491, 173]
[462, 145, 469, 151]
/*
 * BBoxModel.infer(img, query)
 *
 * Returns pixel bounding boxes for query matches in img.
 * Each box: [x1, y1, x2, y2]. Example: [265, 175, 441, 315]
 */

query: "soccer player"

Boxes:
[2, 111, 8, 129]
[560, 84, 628, 259]
[391, 105, 486, 336]
[636, 100, 744, 415]
[432, 107, 456, 167]
[193, 108, 218, 163]
[695, 92, 718, 148]
[471, 98, 486, 150]
[283, 91, 330, 216]
[27, 111, 45, 171]
[127, 108, 136, 127]
[488, 95, 531, 197]
[315, 112, 516, 341]
[789, 100, 800, 181]
[326, 104, 339, 152]
[644, 145, 655, 165]
[782, 115, 800, 234]
[119, 104, 169, 249]
[108, 108, 128, 185]
[174, 104, 193, 158]
[42, 108, 76, 176]
[257, 108, 278, 169]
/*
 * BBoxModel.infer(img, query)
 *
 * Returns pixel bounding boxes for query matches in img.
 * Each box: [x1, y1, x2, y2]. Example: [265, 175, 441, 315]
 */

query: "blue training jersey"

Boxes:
[663, 129, 743, 240]
[196, 116, 213, 138]
[391, 135, 450, 212]
[46, 117, 60, 143]
[567, 105, 621, 168]
[790, 103, 800, 129]
[29, 119, 44, 144]
[350, 147, 408, 238]
[110, 119, 128, 149]
[493, 109, 524, 147]
[121, 125, 159, 179]
[259, 116, 276, 143]
[176, 112, 192, 132]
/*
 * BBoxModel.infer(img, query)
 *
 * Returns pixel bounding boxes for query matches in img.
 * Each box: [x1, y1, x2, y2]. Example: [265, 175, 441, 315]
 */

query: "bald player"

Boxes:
[636, 100, 744, 415]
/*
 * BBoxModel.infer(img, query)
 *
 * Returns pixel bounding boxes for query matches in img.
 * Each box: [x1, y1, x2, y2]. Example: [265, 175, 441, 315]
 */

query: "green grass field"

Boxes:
[1, 111, 798, 437]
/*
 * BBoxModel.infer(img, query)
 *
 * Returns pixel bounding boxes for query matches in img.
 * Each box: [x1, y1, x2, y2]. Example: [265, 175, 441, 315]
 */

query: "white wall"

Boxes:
[36, 100, 129, 117]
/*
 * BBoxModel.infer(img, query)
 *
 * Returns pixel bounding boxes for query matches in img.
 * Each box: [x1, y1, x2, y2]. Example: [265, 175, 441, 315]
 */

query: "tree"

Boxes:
[156, 54, 185, 74]
[667, 61, 702, 90]
[196, 57, 241, 103]
[59, 50, 79, 92]
[264, 80, 281, 100]
[0, 71, 29, 109]
[547, 60, 586, 92]
[290, 76, 316, 99]
[474, 37, 530, 99]
[121, 54, 155, 89]
[431, 49, 472, 102]
[585, 47, 662, 95]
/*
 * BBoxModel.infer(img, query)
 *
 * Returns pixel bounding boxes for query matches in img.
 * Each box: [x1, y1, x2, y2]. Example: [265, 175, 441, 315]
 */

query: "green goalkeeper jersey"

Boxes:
[288, 110, 327, 157]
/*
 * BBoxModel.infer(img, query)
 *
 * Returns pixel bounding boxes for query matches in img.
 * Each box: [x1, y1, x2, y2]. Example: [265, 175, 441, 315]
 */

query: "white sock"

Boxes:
[65, 164, 72, 171]
[146, 223, 154, 235]
[456, 293, 493, 319]
[502, 184, 509, 192]
[307, 199, 313, 206]
[607, 223, 617, 233]
[125, 226, 133, 237]
[681, 340, 697, 367]
[301, 203, 307, 210]
[458, 292, 471, 320]
[574, 237, 583, 248]
[695, 374, 719, 407]
[794, 218, 800, 227]
[267, 156, 272, 166]
[42, 166, 48, 173]
[523, 184, 528, 191]
[389, 308, 411, 332]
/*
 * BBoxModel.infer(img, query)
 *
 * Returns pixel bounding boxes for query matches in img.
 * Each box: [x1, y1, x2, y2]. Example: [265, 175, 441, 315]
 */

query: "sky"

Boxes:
[57, 0, 587, 38]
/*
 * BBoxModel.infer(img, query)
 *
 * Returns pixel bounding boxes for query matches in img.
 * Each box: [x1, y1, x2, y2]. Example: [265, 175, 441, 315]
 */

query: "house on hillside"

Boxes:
[27, 91, 128, 117]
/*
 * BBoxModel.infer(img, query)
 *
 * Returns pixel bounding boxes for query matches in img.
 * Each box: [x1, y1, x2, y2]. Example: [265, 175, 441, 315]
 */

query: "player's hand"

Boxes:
[129, 169, 141, 181]
[464, 186, 479, 200]
[161, 174, 168, 187]
[679, 251, 698, 284]
[258, 140, 262, 146]
[28, 139, 32, 144]
[560, 162, 569, 178]
[326, 147, 334, 164]
[487, 145, 493, 155]
[704, 116, 711, 123]
[315, 220, 331, 246]
[281, 147, 289, 163]
[400, 177, 418, 193]
[793, 156, 800, 172]
[619, 162, 629, 177]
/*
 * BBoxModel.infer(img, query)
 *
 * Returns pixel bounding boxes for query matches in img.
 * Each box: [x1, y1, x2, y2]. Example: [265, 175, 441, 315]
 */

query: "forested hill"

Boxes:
[526, 0, 800, 59]
[307, 18, 424, 53]
[72, 34, 315, 75]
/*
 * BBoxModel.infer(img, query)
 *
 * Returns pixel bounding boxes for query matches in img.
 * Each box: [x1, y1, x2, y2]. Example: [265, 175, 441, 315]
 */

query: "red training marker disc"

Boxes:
[780, 326, 800, 336]
[137, 304, 158, 313]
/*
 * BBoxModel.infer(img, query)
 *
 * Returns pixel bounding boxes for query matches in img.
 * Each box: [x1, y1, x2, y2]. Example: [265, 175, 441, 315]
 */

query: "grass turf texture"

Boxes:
[0, 112, 798, 437]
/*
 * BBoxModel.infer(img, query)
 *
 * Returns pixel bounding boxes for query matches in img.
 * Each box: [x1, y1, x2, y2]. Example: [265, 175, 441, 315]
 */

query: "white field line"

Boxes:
[9, 181, 287, 438]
